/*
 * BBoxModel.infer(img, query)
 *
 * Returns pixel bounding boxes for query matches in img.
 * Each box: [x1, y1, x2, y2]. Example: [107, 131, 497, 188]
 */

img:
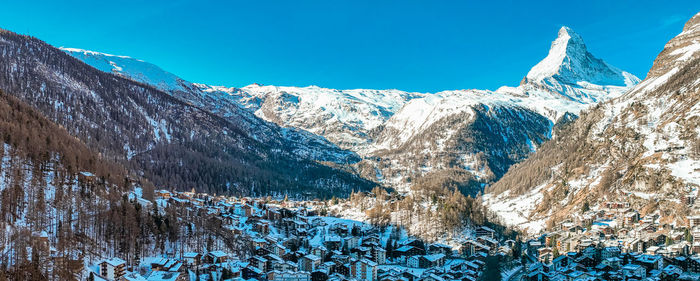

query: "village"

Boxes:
[522, 201, 700, 280]
[88, 189, 509, 281]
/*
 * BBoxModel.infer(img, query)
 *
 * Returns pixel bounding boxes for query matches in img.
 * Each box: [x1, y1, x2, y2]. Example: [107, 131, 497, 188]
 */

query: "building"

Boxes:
[98, 258, 126, 280]
[183, 252, 201, 266]
[204, 251, 228, 264]
[351, 259, 377, 281]
[537, 248, 553, 264]
[370, 247, 386, 264]
[622, 264, 646, 279]
[475, 226, 495, 239]
[299, 254, 321, 272]
[689, 216, 700, 229]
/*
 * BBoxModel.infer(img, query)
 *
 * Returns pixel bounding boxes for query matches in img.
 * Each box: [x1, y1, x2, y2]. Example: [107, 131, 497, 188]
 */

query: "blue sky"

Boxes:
[1, 1, 698, 92]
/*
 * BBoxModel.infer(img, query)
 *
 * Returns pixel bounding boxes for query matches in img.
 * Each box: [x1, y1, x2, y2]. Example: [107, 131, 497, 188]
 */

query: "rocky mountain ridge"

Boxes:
[484, 12, 700, 234]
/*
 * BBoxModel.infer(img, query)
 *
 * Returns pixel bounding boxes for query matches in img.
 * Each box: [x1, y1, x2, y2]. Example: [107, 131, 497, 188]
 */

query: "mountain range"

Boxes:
[0, 29, 374, 198]
[61, 26, 639, 194]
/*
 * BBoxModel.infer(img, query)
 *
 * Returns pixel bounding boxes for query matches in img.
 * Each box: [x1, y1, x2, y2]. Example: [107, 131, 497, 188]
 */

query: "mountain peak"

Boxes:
[524, 26, 635, 87]
[556, 26, 585, 47]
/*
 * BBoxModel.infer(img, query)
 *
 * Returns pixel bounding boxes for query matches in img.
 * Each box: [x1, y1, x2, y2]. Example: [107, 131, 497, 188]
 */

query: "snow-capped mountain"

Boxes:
[485, 13, 700, 234]
[364, 27, 639, 191]
[61, 48, 358, 164]
[198, 84, 425, 150]
[61, 26, 639, 193]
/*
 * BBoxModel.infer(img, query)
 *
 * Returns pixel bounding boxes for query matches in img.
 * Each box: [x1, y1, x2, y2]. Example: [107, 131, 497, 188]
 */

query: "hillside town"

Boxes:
[87, 189, 506, 281]
[523, 201, 700, 280]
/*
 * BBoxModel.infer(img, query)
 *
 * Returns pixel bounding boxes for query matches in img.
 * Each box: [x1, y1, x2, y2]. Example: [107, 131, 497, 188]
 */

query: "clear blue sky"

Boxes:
[1, 1, 698, 92]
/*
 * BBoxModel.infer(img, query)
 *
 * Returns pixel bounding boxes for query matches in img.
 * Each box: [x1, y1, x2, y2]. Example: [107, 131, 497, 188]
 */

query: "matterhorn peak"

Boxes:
[523, 26, 636, 87]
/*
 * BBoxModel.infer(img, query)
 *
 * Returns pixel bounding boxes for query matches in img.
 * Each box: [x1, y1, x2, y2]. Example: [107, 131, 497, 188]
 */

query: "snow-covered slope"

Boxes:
[485, 13, 700, 234]
[61, 26, 639, 193]
[60, 48, 187, 92]
[61, 48, 359, 164]
[198, 84, 425, 150]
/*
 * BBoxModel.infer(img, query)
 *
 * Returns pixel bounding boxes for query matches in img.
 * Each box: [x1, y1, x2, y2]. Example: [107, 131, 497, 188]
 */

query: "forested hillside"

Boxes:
[0, 29, 374, 197]
[0, 89, 250, 279]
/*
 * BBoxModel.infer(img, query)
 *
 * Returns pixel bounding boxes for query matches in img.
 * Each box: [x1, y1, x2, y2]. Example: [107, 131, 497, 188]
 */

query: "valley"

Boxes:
[0, 5, 697, 281]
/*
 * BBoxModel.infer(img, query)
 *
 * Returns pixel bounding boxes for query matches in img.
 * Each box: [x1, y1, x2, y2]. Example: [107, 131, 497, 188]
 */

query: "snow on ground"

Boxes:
[667, 159, 700, 186]
[483, 184, 546, 234]
[61, 47, 186, 92]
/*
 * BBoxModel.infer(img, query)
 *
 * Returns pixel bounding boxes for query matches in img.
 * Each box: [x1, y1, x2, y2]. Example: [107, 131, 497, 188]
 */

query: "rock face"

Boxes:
[61, 26, 639, 194]
[0, 29, 375, 197]
[485, 12, 700, 234]
[525, 27, 634, 87]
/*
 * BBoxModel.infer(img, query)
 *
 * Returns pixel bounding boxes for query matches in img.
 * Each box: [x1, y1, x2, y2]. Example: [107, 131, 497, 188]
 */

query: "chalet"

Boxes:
[331, 262, 350, 277]
[243, 204, 254, 217]
[300, 254, 322, 272]
[149, 258, 183, 272]
[182, 252, 201, 266]
[428, 244, 452, 256]
[688, 257, 700, 273]
[574, 255, 596, 270]
[394, 246, 423, 258]
[537, 247, 553, 264]
[460, 240, 490, 257]
[475, 226, 495, 239]
[243, 266, 264, 280]
[662, 264, 682, 280]
[273, 244, 289, 257]
[250, 256, 268, 272]
[625, 212, 639, 225]
[637, 254, 663, 271]
[413, 254, 445, 268]
[622, 264, 646, 279]
[204, 251, 228, 264]
[400, 239, 424, 251]
[551, 255, 571, 272]
[345, 236, 360, 250]
[689, 216, 700, 229]
[370, 247, 386, 264]
[254, 238, 271, 250]
[601, 246, 621, 260]
[351, 259, 377, 281]
[98, 257, 126, 280]
[476, 236, 498, 250]
[311, 245, 327, 258]
[156, 190, 171, 200]
[324, 236, 343, 251]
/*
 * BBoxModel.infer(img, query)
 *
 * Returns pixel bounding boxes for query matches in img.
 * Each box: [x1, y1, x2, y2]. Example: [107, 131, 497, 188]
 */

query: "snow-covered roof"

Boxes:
[208, 250, 227, 258]
[423, 254, 445, 262]
[100, 257, 126, 267]
[395, 246, 414, 252]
